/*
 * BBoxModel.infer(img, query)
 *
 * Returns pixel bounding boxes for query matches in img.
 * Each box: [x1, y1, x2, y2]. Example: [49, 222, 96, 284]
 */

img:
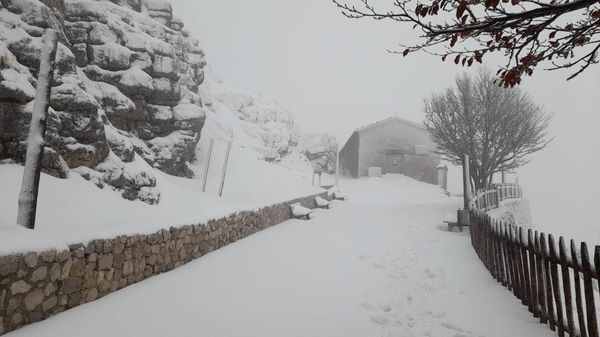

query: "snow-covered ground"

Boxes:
[4, 174, 553, 337]
[487, 198, 534, 228]
[0, 156, 333, 255]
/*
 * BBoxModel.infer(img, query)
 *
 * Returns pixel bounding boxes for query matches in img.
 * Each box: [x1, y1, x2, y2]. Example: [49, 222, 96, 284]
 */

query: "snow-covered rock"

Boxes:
[201, 78, 337, 171]
[294, 132, 337, 174]
[0, 0, 335, 205]
[0, 0, 207, 203]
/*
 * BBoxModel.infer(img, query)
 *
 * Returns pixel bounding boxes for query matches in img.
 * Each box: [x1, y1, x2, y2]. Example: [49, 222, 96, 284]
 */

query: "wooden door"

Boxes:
[386, 153, 403, 174]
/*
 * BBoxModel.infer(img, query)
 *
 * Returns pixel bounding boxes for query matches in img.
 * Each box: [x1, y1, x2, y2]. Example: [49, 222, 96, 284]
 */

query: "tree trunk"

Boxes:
[16, 29, 59, 229]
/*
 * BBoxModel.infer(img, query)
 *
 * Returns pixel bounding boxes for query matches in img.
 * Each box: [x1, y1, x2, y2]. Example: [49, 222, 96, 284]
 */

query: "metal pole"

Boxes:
[201, 138, 214, 192]
[462, 154, 471, 209]
[218, 141, 232, 197]
[17, 29, 58, 229]
[335, 145, 339, 186]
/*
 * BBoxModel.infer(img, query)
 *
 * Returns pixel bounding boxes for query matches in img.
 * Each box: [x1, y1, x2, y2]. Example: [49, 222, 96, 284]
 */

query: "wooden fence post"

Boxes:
[541, 233, 557, 331]
[496, 186, 501, 206]
[571, 239, 588, 337]
[535, 231, 548, 323]
[559, 237, 575, 336]
[519, 227, 532, 309]
[528, 229, 539, 318]
[549, 234, 565, 336]
[581, 242, 598, 337]
[16, 29, 59, 229]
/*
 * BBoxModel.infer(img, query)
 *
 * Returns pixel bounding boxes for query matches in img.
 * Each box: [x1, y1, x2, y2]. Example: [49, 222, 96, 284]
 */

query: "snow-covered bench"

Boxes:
[315, 196, 330, 209]
[290, 202, 312, 220]
[444, 220, 464, 232]
[327, 187, 346, 201]
[333, 191, 345, 201]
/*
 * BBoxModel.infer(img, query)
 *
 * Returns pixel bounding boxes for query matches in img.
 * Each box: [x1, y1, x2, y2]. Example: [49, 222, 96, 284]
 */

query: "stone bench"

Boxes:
[315, 196, 330, 209]
[444, 220, 467, 232]
[290, 203, 312, 220]
[444, 209, 470, 232]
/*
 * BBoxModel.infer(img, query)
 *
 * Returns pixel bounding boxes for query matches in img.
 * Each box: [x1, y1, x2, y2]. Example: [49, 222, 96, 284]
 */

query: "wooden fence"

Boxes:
[469, 183, 522, 211]
[469, 185, 600, 337]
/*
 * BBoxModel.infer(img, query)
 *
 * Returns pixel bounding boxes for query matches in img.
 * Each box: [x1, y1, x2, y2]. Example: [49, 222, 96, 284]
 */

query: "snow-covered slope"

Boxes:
[0, 72, 339, 252]
[200, 78, 338, 174]
[0, 0, 337, 208]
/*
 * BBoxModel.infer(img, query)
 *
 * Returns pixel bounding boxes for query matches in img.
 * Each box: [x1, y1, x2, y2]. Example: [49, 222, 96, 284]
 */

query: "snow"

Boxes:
[15, 29, 58, 228]
[290, 203, 312, 217]
[3, 174, 553, 337]
[0, 148, 324, 254]
[334, 190, 346, 200]
[201, 77, 336, 163]
[315, 195, 330, 207]
[487, 198, 533, 228]
[173, 103, 206, 120]
[118, 66, 153, 89]
[64, 143, 96, 153]
[0, 68, 35, 98]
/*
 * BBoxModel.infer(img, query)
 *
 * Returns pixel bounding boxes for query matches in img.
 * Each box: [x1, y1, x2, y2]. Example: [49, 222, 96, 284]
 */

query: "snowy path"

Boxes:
[6, 175, 553, 337]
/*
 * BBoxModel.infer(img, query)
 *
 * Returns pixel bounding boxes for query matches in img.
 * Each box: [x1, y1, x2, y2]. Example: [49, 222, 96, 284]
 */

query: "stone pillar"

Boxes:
[437, 165, 448, 191]
[462, 154, 471, 210]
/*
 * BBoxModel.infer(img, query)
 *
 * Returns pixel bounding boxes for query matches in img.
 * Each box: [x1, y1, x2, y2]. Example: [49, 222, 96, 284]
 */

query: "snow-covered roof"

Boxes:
[355, 116, 426, 133]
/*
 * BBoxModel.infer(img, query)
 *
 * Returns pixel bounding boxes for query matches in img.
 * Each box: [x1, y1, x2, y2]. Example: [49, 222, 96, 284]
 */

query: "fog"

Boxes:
[173, 0, 600, 238]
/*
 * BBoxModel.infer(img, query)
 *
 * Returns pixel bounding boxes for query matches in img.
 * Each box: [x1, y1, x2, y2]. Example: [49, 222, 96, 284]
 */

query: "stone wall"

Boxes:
[339, 131, 359, 178]
[0, 191, 328, 335]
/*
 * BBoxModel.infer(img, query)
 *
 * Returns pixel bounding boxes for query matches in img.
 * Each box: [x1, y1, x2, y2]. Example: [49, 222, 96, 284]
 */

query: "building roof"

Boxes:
[355, 116, 426, 133]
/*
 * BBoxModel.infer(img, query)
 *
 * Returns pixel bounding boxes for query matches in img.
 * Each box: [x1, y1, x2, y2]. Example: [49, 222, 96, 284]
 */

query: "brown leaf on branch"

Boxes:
[333, 0, 600, 83]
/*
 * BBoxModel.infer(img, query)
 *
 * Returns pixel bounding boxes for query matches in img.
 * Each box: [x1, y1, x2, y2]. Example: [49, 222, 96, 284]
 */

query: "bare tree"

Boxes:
[333, 0, 600, 86]
[17, 29, 59, 229]
[424, 69, 552, 191]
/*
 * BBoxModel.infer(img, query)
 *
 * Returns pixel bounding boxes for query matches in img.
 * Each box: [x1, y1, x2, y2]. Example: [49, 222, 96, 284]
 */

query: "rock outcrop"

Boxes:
[294, 133, 337, 174]
[200, 79, 338, 172]
[0, 0, 207, 203]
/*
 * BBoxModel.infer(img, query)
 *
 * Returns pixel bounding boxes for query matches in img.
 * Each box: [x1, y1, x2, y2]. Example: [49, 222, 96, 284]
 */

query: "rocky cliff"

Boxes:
[0, 0, 338, 206]
[0, 0, 207, 203]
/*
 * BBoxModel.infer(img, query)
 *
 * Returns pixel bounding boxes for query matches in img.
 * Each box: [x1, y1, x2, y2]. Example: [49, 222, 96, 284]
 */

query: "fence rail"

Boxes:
[469, 183, 522, 211]
[469, 185, 600, 337]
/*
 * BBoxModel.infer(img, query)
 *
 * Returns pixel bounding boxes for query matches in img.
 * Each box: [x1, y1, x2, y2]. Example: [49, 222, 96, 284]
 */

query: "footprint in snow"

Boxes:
[370, 315, 390, 325]
[357, 254, 371, 261]
[440, 321, 480, 337]
[361, 300, 374, 310]
[377, 303, 392, 312]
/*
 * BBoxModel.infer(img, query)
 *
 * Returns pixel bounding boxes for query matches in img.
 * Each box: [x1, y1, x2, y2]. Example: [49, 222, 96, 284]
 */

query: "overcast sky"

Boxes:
[172, 0, 600, 240]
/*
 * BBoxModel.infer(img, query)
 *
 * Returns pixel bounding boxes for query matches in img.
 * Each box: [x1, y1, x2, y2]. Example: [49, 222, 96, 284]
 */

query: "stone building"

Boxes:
[339, 117, 441, 184]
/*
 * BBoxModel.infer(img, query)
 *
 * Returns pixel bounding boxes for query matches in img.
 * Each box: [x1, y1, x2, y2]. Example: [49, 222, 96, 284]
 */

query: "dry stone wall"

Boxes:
[0, 191, 328, 335]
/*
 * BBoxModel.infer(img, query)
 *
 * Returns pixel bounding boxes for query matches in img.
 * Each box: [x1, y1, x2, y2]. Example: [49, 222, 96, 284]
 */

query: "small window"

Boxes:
[415, 145, 428, 155]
